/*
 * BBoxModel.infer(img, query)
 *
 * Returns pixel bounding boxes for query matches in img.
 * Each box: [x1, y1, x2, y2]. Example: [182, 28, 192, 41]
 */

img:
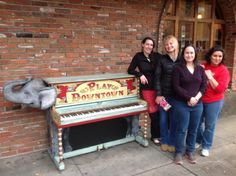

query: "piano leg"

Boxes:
[51, 127, 65, 170]
[135, 135, 149, 147]
[135, 112, 149, 147]
[46, 111, 65, 171]
[48, 149, 65, 171]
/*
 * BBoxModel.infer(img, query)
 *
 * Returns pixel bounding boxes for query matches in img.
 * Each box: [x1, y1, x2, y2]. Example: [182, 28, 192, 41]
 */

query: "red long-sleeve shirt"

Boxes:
[202, 63, 230, 103]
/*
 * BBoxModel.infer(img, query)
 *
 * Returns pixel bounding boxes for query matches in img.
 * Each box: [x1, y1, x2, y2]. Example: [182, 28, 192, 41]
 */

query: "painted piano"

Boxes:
[44, 73, 149, 170]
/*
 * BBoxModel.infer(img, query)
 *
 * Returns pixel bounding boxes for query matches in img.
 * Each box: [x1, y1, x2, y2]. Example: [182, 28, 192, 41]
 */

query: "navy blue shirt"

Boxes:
[172, 64, 207, 102]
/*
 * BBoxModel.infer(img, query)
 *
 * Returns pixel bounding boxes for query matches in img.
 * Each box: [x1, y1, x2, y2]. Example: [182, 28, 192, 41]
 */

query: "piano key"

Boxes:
[59, 102, 146, 125]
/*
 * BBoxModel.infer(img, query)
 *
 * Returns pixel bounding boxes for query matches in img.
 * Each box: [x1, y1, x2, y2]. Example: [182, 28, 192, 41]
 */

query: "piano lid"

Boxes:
[44, 73, 139, 107]
[44, 73, 135, 84]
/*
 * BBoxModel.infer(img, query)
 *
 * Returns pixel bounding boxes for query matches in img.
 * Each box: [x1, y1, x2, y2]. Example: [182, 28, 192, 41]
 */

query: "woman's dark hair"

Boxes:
[205, 45, 225, 64]
[180, 44, 198, 66]
[141, 37, 155, 50]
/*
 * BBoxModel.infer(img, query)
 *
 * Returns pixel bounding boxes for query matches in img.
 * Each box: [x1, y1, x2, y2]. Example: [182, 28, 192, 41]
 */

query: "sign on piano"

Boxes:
[44, 73, 149, 170]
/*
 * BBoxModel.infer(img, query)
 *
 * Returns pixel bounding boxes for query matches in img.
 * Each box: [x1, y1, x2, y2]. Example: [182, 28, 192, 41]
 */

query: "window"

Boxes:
[161, 0, 224, 59]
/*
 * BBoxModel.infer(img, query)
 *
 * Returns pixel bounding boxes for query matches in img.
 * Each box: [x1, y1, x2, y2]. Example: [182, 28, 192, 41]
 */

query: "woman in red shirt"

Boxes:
[196, 46, 230, 157]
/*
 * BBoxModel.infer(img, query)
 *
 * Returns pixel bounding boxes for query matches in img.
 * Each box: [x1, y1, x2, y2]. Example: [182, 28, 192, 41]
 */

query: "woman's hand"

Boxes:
[188, 97, 198, 106]
[205, 70, 214, 80]
[140, 75, 148, 85]
[200, 64, 205, 68]
[155, 96, 164, 104]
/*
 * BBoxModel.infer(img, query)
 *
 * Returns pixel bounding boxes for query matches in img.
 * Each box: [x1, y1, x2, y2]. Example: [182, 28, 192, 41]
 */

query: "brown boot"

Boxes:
[161, 144, 168, 152]
[168, 146, 176, 153]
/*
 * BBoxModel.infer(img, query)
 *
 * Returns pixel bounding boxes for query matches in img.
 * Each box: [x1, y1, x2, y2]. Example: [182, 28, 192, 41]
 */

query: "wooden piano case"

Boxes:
[44, 73, 149, 170]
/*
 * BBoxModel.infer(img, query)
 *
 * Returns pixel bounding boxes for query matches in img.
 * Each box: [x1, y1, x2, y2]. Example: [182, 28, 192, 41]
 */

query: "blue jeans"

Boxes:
[174, 99, 203, 154]
[159, 96, 176, 146]
[196, 100, 224, 150]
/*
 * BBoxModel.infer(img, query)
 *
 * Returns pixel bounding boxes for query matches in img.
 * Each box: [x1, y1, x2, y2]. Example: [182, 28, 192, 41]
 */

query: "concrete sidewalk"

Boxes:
[1, 115, 236, 176]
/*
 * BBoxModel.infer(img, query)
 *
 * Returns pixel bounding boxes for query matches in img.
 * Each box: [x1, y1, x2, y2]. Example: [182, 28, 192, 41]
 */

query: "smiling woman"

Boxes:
[128, 37, 161, 144]
[210, 51, 223, 66]
[172, 44, 207, 165]
[196, 46, 230, 157]
[154, 35, 180, 153]
[184, 46, 197, 74]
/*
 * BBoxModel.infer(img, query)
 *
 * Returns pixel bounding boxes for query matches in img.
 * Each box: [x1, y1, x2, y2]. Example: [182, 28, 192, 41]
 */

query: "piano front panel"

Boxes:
[68, 117, 129, 150]
[53, 76, 138, 107]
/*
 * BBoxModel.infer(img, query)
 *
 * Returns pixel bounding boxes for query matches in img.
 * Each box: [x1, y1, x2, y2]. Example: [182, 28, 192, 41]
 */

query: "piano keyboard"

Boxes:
[59, 102, 146, 126]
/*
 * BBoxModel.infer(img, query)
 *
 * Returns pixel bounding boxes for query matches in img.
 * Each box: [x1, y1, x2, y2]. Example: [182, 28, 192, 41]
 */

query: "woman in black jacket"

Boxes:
[128, 37, 161, 144]
[154, 35, 180, 152]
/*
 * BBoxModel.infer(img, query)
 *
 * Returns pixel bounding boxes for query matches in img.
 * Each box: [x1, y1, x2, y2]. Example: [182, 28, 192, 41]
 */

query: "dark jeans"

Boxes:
[174, 99, 203, 154]
[159, 96, 176, 146]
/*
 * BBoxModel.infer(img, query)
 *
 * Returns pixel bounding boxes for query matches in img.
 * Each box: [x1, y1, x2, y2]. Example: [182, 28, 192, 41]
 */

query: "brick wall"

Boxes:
[0, 0, 235, 159]
[218, 0, 236, 90]
[0, 0, 163, 158]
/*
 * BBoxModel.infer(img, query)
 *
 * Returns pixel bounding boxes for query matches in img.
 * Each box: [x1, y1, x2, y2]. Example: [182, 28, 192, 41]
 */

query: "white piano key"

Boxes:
[59, 102, 147, 125]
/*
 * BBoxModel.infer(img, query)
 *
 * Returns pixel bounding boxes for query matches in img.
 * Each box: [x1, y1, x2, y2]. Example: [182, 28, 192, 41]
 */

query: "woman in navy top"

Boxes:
[172, 44, 207, 165]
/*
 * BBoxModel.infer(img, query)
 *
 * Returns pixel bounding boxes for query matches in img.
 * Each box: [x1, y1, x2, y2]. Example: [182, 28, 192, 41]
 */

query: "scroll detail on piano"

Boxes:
[44, 73, 149, 170]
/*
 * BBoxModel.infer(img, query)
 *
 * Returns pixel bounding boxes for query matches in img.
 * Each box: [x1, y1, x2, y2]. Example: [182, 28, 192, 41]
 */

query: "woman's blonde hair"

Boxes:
[163, 35, 179, 55]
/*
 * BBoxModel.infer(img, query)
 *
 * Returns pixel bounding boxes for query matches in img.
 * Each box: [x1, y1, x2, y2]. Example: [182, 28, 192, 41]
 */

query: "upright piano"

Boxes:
[44, 73, 149, 170]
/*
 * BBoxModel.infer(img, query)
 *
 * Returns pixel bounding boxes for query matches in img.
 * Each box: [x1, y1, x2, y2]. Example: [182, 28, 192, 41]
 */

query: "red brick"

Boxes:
[18, 147, 33, 154]
[1, 150, 17, 157]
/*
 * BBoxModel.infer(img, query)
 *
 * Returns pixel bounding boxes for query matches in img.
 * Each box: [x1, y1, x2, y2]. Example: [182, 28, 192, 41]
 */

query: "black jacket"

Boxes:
[128, 52, 161, 90]
[154, 54, 180, 96]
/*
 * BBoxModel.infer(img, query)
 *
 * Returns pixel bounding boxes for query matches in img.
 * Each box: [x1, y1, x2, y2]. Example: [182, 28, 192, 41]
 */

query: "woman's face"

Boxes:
[184, 46, 195, 63]
[142, 39, 154, 55]
[211, 51, 223, 66]
[164, 39, 177, 53]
